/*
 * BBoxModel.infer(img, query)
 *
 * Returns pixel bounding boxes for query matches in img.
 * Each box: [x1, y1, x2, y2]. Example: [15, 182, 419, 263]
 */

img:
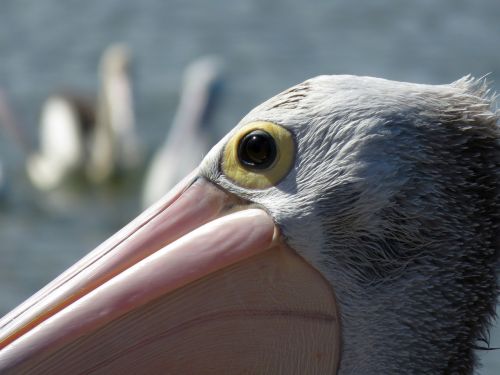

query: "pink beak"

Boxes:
[0, 172, 339, 374]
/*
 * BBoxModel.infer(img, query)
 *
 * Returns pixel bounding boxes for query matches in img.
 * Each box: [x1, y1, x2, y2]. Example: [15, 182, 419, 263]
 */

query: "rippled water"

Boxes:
[0, 0, 499, 372]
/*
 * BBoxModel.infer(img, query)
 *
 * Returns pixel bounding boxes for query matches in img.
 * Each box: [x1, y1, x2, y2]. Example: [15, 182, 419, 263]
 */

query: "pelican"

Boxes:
[0, 75, 498, 374]
[0, 88, 32, 200]
[26, 94, 95, 189]
[0, 161, 5, 201]
[142, 56, 223, 208]
[26, 44, 141, 190]
[88, 43, 141, 184]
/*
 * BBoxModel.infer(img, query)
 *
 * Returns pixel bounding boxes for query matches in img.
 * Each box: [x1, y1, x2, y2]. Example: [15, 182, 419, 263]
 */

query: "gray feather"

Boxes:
[201, 74, 499, 375]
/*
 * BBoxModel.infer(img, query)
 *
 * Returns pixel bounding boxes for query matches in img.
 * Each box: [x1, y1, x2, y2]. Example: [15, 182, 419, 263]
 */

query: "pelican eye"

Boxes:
[222, 121, 294, 189]
[237, 130, 277, 170]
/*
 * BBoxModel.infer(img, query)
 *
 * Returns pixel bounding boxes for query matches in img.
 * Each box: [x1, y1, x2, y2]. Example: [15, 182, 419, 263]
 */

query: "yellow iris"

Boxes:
[222, 121, 295, 189]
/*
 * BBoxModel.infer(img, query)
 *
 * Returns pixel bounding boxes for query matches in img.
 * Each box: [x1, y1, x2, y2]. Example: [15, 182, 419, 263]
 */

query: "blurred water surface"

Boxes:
[0, 0, 499, 372]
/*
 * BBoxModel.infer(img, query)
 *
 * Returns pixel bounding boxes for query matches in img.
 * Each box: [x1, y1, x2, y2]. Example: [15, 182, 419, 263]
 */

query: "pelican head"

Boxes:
[99, 44, 131, 79]
[0, 75, 498, 374]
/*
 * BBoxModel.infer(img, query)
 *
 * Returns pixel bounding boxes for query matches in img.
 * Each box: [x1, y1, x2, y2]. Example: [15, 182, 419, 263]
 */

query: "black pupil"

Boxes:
[238, 130, 277, 169]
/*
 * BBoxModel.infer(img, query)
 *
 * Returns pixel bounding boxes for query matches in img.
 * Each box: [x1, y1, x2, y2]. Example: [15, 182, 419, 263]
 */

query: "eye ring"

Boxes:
[237, 130, 277, 170]
[222, 121, 295, 189]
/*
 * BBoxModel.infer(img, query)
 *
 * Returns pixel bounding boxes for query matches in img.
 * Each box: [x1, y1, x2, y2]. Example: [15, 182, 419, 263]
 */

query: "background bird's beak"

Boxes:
[0, 171, 339, 374]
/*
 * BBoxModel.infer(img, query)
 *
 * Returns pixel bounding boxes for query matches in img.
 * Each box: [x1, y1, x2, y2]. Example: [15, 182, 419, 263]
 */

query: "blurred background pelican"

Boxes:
[26, 93, 94, 190]
[0, 88, 29, 204]
[0, 1, 498, 373]
[27, 44, 142, 191]
[0, 162, 5, 203]
[142, 56, 223, 208]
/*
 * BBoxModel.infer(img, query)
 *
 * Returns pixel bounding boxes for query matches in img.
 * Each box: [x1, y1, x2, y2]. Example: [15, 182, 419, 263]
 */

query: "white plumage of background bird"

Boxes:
[142, 56, 223, 208]
[26, 44, 142, 191]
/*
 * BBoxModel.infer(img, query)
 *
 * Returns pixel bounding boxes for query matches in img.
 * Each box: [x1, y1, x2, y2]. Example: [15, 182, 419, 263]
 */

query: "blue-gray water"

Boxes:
[0, 0, 499, 372]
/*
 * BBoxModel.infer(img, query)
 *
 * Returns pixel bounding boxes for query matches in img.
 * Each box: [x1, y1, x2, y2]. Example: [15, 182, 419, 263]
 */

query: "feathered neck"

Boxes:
[215, 74, 500, 374]
[315, 78, 500, 374]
